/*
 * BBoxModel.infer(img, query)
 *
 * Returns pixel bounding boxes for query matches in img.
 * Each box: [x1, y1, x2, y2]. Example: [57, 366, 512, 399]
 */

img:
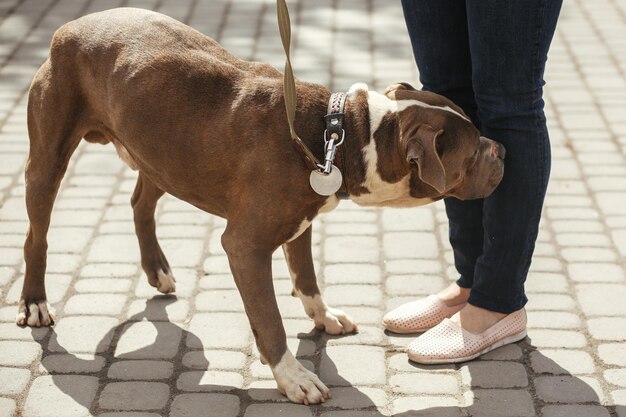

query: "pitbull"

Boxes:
[17, 8, 505, 404]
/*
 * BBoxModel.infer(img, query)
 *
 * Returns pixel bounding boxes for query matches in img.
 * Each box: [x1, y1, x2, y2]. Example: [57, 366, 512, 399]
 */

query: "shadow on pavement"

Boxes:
[28, 296, 622, 416]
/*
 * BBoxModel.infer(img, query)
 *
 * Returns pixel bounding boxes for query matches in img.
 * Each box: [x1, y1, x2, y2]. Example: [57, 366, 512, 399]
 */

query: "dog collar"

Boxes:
[310, 92, 349, 198]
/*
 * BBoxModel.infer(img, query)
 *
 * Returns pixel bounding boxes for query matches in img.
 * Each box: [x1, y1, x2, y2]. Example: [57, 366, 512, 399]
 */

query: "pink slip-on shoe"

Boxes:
[382, 295, 467, 334]
[406, 308, 527, 364]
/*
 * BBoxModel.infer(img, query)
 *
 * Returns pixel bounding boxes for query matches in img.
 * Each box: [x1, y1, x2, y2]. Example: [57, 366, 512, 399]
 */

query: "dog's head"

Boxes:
[348, 82, 505, 206]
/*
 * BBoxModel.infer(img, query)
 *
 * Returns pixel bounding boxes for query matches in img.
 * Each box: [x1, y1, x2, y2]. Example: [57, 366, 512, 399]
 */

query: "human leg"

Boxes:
[464, 0, 563, 314]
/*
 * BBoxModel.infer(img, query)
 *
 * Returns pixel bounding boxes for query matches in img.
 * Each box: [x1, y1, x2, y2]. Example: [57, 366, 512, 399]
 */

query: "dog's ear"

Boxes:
[384, 82, 417, 99]
[404, 124, 446, 193]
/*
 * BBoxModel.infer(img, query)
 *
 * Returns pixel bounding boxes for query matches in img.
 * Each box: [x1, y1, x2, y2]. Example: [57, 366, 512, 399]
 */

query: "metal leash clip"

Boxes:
[319, 128, 345, 174]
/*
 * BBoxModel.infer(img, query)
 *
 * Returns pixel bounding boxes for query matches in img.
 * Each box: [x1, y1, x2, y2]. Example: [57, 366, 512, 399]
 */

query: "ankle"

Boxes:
[452, 304, 507, 334]
[436, 283, 470, 307]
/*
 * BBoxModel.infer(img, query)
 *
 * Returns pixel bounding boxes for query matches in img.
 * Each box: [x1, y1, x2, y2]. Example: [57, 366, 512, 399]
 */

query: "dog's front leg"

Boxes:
[221, 226, 330, 404]
[283, 226, 357, 335]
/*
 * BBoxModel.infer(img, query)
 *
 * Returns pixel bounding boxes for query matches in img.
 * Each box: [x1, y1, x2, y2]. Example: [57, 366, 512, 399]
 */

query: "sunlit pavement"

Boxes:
[1, 0, 625, 416]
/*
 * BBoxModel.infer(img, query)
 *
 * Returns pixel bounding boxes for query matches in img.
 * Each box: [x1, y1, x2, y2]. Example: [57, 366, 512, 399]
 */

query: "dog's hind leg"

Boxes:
[131, 172, 176, 294]
[282, 227, 357, 335]
[18, 60, 82, 327]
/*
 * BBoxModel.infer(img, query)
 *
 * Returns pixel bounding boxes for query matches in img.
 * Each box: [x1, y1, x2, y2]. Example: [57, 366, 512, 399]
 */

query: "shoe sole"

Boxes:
[384, 325, 433, 335]
[407, 329, 528, 364]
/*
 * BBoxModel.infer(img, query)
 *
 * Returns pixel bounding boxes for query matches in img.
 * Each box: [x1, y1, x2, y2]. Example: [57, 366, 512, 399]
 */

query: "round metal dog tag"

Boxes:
[310, 166, 343, 196]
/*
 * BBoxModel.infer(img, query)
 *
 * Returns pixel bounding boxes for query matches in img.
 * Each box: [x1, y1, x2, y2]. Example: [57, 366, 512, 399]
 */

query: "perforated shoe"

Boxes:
[406, 308, 527, 364]
[382, 295, 467, 334]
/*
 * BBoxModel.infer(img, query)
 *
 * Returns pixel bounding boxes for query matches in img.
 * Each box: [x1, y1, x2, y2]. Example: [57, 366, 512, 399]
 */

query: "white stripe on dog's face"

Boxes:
[396, 98, 470, 122]
[350, 90, 432, 207]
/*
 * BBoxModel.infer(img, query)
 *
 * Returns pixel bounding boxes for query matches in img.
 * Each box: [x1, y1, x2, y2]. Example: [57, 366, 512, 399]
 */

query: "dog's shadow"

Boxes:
[31, 298, 622, 416]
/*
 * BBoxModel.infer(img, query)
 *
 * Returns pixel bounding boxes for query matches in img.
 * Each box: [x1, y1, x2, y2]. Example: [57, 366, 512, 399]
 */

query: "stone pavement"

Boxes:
[0, 0, 625, 416]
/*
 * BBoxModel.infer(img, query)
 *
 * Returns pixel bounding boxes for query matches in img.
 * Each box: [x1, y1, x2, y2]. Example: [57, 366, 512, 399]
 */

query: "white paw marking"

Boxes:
[156, 270, 176, 294]
[272, 351, 330, 404]
[16, 301, 54, 327]
[297, 294, 358, 335]
[314, 306, 358, 335]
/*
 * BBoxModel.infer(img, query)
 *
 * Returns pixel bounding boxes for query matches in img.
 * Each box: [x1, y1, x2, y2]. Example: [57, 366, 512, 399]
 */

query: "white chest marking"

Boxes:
[286, 196, 339, 242]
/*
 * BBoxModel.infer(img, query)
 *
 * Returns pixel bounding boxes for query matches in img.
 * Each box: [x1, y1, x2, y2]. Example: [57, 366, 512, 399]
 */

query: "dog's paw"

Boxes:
[16, 299, 54, 327]
[272, 351, 331, 404]
[314, 307, 358, 335]
[156, 270, 176, 294]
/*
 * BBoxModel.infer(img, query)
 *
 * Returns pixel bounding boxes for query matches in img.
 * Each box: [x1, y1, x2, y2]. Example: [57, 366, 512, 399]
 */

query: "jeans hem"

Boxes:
[467, 288, 527, 314]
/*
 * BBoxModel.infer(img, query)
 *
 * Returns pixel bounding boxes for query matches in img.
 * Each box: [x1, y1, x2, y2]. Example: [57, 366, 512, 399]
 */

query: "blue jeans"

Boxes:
[401, 0, 563, 313]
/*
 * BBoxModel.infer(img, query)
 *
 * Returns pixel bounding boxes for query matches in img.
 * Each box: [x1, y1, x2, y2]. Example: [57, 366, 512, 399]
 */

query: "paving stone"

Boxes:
[535, 376, 604, 403]
[384, 259, 442, 274]
[390, 373, 458, 395]
[99, 382, 169, 411]
[243, 404, 312, 417]
[542, 405, 611, 417]
[108, 360, 173, 380]
[49, 316, 118, 354]
[176, 370, 244, 392]
[613, 390, 626, 417]
[322, 285, 382, 307]
[530, 349, 596, 374]
[182, 350, 246, 370]
[74, 278, 133, 293]
[526, 294, 576, 311]
[393, 396, 461, 417]
[170, 393, 240, 417]
[321, 387, 386, 409]
[0, 341, 41, 366]
[383, 232, 438, 259]
[324, 325, 384, 346]
[464, 389, 535, 417]
[40, 354, 105, 374]
[528, 329, 587, 348]
[0, 323, 49, 341]
[588, 318, 626, 340]
[604, 369, 626, 387]
[246, 380, 289, 402]
[195, 290, 244, 311]
[568, 263, 625, 282]
[324, 236, 379, 263]
[63, 293, 127, 315]
[126, 298, 189, 322]
[460, 361, 528, 388]
[24, 375, 98, 417]
[527, 311, 582, 329]
[186, 313, 251, 350]
[87, 235, 140, 263]
[323, 264, 381, 284]
[198, 274, 237, 290]
[385, 274, 446, 295]
[0, 367, 30, 395]
[525, 272, 569, 293]
[98, 413, 160, 417]
[320, 345, 386, 386]
[80, 263, 138, 278]
[598, 343, 626, 366]
[0, 398, 16, 417]
[115, 321, 182, 359]
[577, 284, 626, 316]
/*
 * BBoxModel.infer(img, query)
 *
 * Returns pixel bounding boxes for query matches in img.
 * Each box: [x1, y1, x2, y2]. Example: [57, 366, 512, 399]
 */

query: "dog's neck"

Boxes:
[293, 84, 371, 198]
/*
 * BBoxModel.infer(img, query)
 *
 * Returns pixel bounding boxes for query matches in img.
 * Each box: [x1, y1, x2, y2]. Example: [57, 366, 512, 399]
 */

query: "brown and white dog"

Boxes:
[17, 8, 505, 404]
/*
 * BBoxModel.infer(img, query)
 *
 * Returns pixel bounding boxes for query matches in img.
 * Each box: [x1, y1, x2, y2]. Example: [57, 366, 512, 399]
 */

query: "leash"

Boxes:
[276, 0, 346, 196]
